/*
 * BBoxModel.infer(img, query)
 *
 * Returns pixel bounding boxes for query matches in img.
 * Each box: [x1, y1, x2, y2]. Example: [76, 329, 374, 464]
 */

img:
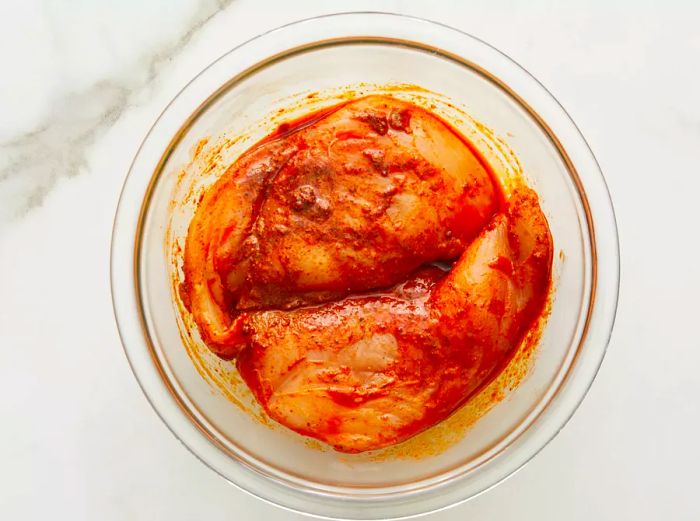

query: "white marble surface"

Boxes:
[1, 0, 698, 519]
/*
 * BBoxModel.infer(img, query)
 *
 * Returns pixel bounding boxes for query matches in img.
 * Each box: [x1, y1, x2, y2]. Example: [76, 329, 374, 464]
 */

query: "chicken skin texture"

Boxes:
[237, 189, 552, 452]
[182, 96, 500, 358]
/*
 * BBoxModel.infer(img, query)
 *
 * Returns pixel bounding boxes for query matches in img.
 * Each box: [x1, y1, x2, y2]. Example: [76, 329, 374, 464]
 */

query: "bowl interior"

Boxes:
[138, 41, 591, 492]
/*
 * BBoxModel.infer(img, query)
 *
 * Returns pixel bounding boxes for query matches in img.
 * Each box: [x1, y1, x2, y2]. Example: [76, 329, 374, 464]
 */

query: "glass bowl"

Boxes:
[111, 12, 619, 520]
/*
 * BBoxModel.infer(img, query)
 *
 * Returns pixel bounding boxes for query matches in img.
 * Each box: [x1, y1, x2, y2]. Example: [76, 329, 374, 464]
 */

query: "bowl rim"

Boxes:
[110, 11, 619, 520]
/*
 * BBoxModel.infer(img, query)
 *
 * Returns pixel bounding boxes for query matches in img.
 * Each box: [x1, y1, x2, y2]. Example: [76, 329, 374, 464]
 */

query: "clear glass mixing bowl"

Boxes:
[111, 12, 619, 520]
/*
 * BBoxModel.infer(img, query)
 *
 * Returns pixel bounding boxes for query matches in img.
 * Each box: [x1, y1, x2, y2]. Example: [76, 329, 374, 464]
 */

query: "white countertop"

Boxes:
[1, 1, 698, 519]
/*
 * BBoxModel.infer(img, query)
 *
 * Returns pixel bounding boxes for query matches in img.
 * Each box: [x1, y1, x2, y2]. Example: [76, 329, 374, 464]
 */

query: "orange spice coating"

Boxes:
[237, 189, 552, 452]
[180, 94, 553, 452]
[182, 95, 501, 358]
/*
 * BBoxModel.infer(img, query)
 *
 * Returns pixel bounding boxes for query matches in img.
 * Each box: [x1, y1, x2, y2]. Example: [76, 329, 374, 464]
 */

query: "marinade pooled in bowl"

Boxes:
[178, 93, 553, 453]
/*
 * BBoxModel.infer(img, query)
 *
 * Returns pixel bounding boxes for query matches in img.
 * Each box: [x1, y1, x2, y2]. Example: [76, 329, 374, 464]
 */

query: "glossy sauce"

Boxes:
[180, 94, 553, 452]
[182, 95, 503, 357]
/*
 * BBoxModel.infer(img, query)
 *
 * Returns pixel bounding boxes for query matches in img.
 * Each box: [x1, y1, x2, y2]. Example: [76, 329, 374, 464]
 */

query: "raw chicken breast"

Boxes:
[236, 189, 552, 452]
[182, 95, 500, 358]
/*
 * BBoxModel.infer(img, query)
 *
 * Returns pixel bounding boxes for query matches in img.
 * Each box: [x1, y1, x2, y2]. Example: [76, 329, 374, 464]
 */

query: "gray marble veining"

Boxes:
[0, 0, 233, 228]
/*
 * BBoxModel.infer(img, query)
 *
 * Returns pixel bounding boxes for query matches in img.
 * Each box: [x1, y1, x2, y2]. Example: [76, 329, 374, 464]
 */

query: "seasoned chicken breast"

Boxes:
[236, 189, 552, 452]
[182, 95, 500, 358]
